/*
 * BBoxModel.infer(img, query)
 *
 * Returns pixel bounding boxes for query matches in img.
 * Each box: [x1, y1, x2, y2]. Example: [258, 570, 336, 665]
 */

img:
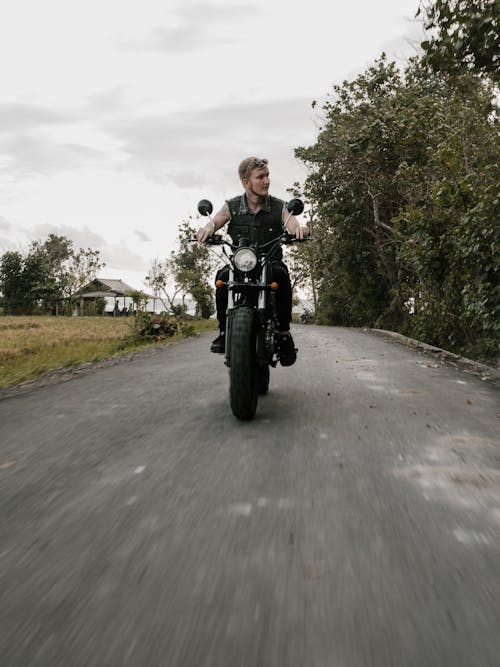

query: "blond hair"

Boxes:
[238, 157, 269, 181]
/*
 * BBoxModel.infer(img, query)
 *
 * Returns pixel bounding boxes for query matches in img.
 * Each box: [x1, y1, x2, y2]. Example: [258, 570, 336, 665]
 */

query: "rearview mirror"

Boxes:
[197, 199, 213, 216]
[286, 198, 304, 216]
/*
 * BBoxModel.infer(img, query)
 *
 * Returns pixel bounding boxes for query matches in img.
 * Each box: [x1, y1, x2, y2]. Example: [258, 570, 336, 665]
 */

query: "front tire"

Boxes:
[229, 307, 258, 420]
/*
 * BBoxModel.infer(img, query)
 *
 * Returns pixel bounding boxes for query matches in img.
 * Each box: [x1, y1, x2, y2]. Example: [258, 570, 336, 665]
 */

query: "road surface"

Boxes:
[1, 325, 499, 666]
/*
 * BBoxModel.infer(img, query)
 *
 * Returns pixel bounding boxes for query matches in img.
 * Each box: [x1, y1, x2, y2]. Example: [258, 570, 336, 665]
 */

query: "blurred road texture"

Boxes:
[1, 325, 499, 666]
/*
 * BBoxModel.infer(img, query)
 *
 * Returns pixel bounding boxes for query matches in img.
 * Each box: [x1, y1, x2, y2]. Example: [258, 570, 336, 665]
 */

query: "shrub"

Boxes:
[125, 312, 179, 345]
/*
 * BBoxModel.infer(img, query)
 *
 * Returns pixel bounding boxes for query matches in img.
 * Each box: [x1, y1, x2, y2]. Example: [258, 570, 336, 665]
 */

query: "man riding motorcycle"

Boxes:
[197, 156, 309, 366]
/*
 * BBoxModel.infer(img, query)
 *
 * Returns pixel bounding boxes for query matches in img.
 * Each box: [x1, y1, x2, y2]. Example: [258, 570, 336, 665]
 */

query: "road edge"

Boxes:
[366, 328, 500, 388]
[0, 335, 204, 402]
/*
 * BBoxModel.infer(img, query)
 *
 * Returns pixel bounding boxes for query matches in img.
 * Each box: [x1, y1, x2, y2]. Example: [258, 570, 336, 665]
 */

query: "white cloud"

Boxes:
[118, 2, 263, 52]
[29, 223, 106, 249]
[0, 216, 11, 231]
[1, 133, 106, 178]
[105, 96, 316, 190]
[102, 240, 148, 271]
[134, 229, 152, 242]
[0, 103, 74, 133]
[28, 222, 146, 272]
[0, 0, 422, 289]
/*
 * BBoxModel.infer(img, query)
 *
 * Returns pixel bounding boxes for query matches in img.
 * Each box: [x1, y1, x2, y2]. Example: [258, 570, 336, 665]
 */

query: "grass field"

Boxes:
[0, 315, 217, 388]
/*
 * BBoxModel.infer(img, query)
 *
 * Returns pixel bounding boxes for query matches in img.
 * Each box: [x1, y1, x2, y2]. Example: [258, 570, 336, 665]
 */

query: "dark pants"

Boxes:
[215, 261, 293, 332]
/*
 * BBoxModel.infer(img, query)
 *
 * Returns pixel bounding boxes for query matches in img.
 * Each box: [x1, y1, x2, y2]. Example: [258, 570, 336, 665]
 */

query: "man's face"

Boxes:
[243, 166, 270, 198]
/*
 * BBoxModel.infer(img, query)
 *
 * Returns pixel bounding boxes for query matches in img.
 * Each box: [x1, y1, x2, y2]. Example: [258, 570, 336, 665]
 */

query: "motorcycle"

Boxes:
[197, 198, 305, 420]
[300, 309, 312, 324]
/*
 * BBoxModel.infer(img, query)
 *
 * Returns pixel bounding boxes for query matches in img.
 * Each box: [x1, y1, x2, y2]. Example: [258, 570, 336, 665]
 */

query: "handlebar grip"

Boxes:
[188, 236, 224, 245]
[207, 235, 225, 245]
[284, 234, 313, 244]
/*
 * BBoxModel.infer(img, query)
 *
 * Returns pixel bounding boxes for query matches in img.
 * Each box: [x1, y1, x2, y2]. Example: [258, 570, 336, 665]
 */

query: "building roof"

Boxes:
[78, 278, 138, 296]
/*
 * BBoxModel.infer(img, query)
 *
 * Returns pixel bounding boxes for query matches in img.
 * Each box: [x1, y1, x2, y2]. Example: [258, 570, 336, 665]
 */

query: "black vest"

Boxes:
[227, 195, 284, 256]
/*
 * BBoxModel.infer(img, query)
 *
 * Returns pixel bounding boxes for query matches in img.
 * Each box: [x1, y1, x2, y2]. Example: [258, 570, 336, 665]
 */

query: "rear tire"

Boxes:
[257, 365, 270, 395]
[229, 307, 258, 420]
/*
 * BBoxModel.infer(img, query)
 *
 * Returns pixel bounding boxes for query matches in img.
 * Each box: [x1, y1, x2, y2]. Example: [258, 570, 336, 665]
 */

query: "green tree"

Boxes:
[395, 66, 499, 358]
[419, 0, 500, 81]
[297, 56, 410, 328]
[296, 54, 499, 361]
[29, 234, 73, 314]
[144, 257, 183, 313]
[127, 289, 150, 312]
[0, 234, 104, 315]
[0, 251, 33, 314]
[28, 234, 105, 315]
[284, 185, 322, 316]
[171, 220, 215, 319]
[0, 248, 54, 314]
[65, 247, 104, 304]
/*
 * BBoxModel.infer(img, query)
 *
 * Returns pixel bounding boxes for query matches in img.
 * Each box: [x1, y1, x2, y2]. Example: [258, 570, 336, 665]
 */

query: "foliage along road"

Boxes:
[1, 325, 499, 666]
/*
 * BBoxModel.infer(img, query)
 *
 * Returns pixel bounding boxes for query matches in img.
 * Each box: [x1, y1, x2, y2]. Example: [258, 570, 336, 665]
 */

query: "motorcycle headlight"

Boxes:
[233, 247, 257, 273]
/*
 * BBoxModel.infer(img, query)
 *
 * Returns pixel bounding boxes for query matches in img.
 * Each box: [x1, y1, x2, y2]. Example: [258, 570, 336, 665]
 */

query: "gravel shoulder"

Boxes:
[368, 328, 500, 388]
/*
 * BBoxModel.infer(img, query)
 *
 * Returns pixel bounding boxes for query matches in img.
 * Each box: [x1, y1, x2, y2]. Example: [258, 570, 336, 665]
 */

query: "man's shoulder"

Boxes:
[268, 195, 285, 214]
[270, 195, 284, 205]
[226, 194, 283, 203]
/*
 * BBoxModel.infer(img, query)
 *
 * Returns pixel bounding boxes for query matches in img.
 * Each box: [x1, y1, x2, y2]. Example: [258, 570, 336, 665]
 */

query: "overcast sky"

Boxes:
[0, 0, 423, 290]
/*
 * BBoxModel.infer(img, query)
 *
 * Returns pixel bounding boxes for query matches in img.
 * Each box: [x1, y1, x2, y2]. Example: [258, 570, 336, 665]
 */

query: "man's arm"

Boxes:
[197, 203, 231, 243]
[282, 205, 310, 240]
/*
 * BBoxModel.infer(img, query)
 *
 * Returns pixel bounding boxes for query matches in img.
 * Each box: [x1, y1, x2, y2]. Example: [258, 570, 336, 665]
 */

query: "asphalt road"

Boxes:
[1, 325, 499, 667]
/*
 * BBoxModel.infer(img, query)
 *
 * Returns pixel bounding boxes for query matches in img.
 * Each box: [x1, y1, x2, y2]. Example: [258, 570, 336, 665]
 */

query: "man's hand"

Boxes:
[284, 210, 310, 240]
[294, 224, 310, 240]
[197, 221, 215, 243]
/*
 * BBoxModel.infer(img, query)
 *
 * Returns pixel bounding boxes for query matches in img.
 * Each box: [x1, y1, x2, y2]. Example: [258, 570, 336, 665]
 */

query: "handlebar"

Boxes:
[188, 236, 226, 245]
[190, 233, 311, 247]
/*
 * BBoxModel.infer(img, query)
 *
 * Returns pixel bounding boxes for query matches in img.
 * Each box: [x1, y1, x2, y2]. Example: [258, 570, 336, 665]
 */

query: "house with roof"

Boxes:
[79, 278, 136, 298]
[76, 277, 146, 315]
[76, 277, 197, 315]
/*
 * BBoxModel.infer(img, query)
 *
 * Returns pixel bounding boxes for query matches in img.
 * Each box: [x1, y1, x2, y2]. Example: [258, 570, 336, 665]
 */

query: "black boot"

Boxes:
[278, 333, 297, 366]
[210, 331, 225, 353]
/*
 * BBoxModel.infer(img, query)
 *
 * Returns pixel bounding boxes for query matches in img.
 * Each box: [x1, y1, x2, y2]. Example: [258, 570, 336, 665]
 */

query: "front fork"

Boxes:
[257, 263, 277, 363]
[225, 262, 274, 367]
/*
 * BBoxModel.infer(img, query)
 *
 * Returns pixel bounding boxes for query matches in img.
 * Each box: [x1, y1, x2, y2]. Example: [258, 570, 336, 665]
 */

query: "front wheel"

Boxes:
[228, 307, 258, 420]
